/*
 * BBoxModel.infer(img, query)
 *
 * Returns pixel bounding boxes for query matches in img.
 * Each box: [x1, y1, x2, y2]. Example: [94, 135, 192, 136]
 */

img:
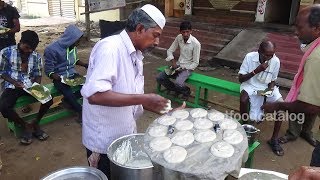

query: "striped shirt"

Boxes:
[0, 45, 42, 89]
[81, 30, 144, 154]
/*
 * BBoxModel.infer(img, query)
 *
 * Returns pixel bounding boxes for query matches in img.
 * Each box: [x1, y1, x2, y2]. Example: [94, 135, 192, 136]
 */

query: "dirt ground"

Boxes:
[0, 23, 319, 180]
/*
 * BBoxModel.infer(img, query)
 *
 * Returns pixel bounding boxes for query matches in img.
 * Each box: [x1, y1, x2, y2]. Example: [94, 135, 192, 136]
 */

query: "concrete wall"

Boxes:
[74, 0, 120, 22]
[21, 0, 50, 17]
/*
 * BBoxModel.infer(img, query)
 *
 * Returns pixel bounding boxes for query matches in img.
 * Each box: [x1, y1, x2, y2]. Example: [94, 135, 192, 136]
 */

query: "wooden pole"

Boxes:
[84, 0, 90, 40]
[165, 0, 174, 17]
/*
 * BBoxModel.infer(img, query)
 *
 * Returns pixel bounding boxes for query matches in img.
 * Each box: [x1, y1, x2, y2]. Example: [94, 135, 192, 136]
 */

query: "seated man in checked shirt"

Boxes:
[0, 30, 53, 145]
[157, 21, 201, 100]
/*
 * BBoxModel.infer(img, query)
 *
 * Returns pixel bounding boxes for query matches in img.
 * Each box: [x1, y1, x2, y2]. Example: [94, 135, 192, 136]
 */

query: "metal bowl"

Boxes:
[41, 166, 108, 180]
[242, 124, 260, 145]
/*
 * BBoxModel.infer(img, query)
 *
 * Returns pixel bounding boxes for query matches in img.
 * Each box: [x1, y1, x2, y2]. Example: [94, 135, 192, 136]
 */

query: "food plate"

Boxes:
[257, 90, 273, 96]
[23, 83, 52, 104]
[0, 27, 10, 34]
[61, 75, 86, 86]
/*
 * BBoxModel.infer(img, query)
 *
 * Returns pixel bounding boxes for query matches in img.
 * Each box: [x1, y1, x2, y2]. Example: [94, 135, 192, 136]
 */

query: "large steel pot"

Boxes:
[107, 133, 158, 180]
[41, 166, 108, 180]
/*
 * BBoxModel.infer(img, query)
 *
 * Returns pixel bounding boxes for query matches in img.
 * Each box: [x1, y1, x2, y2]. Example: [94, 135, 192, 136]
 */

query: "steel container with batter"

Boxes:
[107, 133, 158, 180]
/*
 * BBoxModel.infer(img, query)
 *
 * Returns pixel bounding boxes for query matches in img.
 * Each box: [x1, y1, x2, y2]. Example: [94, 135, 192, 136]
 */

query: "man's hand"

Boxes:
[170, 101, 186, 112]
[142, 93, 170, 114]
[289, 166, 320, 180]
[50, 73, 61, 81]
[254, 62, 268, 74]
[13, 81, 24, 89]
[261, 102, 280, 113]
[172, 61, 178, 69]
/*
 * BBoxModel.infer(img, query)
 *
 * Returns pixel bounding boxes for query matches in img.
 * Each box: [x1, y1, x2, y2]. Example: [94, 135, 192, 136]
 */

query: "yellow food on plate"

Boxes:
[0, 28, 10, 34]
[31, 89, 45, 98]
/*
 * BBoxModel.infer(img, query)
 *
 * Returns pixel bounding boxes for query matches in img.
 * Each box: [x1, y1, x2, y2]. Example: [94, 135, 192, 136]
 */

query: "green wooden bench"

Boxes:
[156, 66, 241, 108]
[156, 66, 260, 168]
[6, 83, 82, 137]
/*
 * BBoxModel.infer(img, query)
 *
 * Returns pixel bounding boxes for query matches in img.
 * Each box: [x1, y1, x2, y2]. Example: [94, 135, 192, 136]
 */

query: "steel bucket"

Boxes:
[107, 133, 157, 180]
[242, 124, 260, 145]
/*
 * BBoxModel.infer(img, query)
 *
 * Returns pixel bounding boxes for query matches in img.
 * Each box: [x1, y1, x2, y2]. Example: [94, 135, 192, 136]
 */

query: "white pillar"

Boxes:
[185, 0, 192, 15]
[255, 0, 267, 22]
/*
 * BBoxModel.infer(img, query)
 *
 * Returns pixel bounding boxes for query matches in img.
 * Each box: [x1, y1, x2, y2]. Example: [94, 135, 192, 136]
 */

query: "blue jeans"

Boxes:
[311, 141, 320, 167]
[53, 80, 82, 113]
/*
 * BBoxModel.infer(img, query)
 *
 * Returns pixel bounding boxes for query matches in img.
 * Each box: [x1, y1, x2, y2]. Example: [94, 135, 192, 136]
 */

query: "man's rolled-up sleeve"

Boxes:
[297, 58, 320, 107]
[166, 36, 179, 61]
[81, 43, 118, 98]
[238, 54, 250, 75]
[271, 58, 280, 81]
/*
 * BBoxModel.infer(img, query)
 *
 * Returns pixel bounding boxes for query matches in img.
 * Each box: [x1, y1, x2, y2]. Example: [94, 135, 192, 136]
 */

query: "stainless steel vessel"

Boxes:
[242, 124, 260, 145]
[41, 166, 108, 180]
[107, 133, 156, 180]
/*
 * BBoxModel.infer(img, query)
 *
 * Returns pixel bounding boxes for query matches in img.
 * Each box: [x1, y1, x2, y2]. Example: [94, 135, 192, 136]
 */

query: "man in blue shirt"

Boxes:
[44, 25, 87, 124]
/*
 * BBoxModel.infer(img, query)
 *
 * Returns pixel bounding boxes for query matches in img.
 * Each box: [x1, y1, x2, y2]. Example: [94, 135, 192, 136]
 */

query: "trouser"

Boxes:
[53, 80, 82, 113]
[0, 79, 3, 98]
[0, 88, 53, 126]
[310, 141, 320, 167]
[285, 114, 316, 138]
[156, 70, 192, 95]
[86, 148, 111, 179]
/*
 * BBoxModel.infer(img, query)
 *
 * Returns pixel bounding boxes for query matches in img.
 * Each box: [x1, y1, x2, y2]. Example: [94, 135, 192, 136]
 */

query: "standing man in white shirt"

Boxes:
[238, 40, 285, 156]
[156, 21, 201, 100]
[81, 4, 170, 179]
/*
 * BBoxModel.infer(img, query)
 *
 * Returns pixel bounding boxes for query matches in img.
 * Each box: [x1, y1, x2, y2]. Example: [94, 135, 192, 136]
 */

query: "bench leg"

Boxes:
[203, 88, 209, 107]
[194, 86, 201, 107]
[245, 141, 260, 168]
[245, 151, 255, 168]
[156, 82, 162, 94]
[7, 120, 22, 137]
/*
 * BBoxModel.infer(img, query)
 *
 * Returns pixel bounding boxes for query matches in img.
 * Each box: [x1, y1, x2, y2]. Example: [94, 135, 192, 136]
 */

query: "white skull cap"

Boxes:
[141, 4, 166, 29]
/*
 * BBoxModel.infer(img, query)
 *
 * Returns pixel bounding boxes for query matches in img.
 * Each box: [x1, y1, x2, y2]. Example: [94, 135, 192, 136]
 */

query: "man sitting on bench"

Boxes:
[156, 21, 201, 100]
[0, 30, 53, 145]
[238, 40, 285, 156]
[44, 25, 88, 124]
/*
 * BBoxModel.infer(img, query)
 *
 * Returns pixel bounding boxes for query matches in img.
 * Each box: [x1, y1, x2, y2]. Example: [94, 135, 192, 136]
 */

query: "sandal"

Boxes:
[268, 139, 284, 156]
[279, 135, 297, 144]
[33, 130, 49, 141]
[20, 131, 33, 145]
